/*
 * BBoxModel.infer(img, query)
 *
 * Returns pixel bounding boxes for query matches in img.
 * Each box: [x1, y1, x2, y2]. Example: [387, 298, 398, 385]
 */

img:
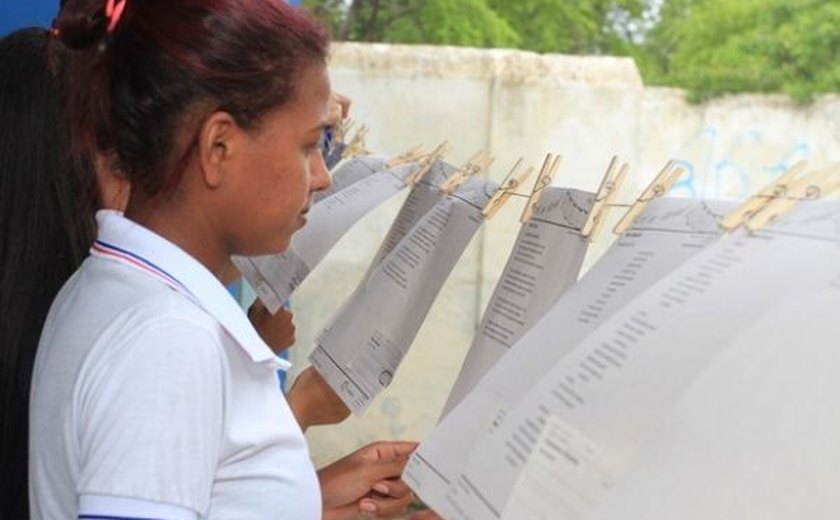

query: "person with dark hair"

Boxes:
[0, 27, 98, 520]
[27, 1, 422, 519]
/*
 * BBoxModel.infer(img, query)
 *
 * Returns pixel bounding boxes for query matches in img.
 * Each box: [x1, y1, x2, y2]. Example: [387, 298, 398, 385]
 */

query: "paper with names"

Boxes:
[314, 159, 457, 350]
[233, 159, 415, 313]
[446, 201, 840, 520]
[317, 160, 457, 338]
[310, 176, 498, 414]
[363, 160, 457, 278]
[441, 188, 595, 416]
[584, 203, 840, 520]
[502, 415, 613, 520]
[404, 198, 736, 517]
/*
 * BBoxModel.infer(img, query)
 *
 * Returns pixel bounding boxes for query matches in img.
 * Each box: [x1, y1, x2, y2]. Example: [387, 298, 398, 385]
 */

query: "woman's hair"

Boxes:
[0, 28, 97, 518]
[54, 0, 330, 198]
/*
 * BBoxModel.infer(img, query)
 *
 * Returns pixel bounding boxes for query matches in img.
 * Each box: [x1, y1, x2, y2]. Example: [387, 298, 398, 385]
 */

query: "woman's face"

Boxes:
[221, 64, 332, 257]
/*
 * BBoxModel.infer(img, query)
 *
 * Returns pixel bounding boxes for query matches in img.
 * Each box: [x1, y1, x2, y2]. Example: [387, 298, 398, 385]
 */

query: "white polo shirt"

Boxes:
[30, 210, 321, 520]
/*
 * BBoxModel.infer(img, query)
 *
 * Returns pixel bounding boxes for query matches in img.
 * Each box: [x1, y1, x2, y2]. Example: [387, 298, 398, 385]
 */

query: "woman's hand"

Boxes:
[318, 441, 418, 520]
[326, 91, 351, 127]
[286, 366, 350, 430]
[248, 299, 295, 354]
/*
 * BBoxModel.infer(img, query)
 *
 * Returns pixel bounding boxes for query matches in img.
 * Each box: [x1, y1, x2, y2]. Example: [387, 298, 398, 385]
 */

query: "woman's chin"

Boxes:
[238, 236, 292, 258]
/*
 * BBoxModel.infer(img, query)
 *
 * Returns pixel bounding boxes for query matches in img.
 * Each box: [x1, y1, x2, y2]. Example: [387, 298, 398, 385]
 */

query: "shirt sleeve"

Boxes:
[76, 315, 225, 517]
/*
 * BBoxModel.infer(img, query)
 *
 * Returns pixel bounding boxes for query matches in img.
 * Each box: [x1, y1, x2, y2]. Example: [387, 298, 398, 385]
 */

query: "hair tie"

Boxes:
[105, 0, 127, 33]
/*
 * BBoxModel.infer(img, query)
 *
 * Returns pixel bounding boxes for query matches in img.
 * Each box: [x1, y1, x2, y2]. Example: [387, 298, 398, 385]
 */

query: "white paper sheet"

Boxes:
[405, 198, 736, 517]
[363, 160, 458, 278]
[310, 176, 498, 414]
[445, 201, 840, 520]
[502, 415, 613, 520]
[315, 160, 458, 340]
[441, 188, 595, 416]
[582, 203, 840, 520]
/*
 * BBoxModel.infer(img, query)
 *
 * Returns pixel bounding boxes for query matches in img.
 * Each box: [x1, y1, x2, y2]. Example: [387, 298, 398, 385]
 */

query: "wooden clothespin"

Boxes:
[386, 145, 425, 168]
[440, 150, 494, 194]
[481, 159, 535, 219]
[340, 125, 370, 160]
[744, 170, 840, 232]
[613, 161, 683, 236]
[406, 141, 450, 185]
[580, 156, 628, 241]
[520, 153, 562, 223]
[718, 161, 808, 232]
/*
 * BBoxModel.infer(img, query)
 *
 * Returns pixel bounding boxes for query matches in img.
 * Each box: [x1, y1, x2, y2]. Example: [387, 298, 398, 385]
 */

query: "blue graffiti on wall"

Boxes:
[669, 126, 812, 199]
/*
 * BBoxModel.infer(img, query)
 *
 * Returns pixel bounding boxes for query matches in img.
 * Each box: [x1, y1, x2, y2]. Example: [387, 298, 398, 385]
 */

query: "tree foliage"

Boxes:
[304, 0, 840, 103]
[644, 0, 840, 103]
[384, 0, 520, 48]
[486, 0, 645, 54]
[304, 0, 646, 53]
[304, 0, 517, 47]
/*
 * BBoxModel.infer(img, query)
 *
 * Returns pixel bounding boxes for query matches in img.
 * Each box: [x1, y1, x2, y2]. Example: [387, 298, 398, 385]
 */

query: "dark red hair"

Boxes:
[55, 0, 329, 196]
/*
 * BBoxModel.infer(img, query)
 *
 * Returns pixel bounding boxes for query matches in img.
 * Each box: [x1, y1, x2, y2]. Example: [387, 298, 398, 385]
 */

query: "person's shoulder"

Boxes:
[85, 254, 220, 329]
[112, 293, 226, 366]
[46, 254, 231, 371]
[80, 296, 228, 394]
[74, 258, 228, 359]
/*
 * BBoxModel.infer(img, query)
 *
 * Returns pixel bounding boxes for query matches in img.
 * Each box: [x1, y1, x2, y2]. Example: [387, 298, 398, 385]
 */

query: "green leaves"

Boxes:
[306, 0, 840, 103]
[645, 0, 840, 103]
[385, 0, 520, 48]
[489, 0, 645, 54]
[305, 0, 645, 53]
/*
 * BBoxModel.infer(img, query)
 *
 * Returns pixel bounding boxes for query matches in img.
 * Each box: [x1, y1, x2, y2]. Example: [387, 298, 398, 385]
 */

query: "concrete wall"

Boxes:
[291, 43, 840, 465]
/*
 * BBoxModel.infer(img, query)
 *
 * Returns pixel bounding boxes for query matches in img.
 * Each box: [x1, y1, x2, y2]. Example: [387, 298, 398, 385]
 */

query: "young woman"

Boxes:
[0, 27, 411, 520]
[28, 1, 419, 519]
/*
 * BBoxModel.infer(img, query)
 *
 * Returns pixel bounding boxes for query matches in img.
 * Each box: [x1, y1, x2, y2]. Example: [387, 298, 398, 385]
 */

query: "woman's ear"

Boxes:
[94, 151, 131, 210]
[198, 111, 238, 189]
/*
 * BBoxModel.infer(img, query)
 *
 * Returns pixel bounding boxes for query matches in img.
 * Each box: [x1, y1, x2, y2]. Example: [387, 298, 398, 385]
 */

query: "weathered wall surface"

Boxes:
[289, 43, 840, 465]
